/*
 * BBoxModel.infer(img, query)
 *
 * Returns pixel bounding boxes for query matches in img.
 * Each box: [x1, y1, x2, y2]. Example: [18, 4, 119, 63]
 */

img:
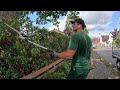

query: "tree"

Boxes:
[64, 11, 89, 36]
[65, 11, 80, 29]
[115, 34, 120, 48]
[111, 29, 120, 40]
[20, 11, 68, 26]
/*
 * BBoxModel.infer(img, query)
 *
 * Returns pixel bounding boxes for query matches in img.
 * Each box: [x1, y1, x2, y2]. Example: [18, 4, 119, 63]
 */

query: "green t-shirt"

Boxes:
[68, 32, 92, 69]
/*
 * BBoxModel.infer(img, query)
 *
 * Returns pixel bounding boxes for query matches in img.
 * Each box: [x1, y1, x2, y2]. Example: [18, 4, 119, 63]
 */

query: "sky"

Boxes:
[28, 11, 120, 38]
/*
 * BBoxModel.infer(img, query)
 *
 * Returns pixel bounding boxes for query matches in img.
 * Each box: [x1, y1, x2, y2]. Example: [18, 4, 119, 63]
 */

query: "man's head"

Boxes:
[71, 18, 86, 32]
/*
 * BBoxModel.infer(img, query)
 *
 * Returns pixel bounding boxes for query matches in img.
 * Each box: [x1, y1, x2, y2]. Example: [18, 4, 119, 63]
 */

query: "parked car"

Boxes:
[112, 44, 120, 69]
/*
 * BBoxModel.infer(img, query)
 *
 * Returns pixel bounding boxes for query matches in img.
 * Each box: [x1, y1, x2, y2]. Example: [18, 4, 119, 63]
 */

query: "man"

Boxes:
[53, 18, 93, 79]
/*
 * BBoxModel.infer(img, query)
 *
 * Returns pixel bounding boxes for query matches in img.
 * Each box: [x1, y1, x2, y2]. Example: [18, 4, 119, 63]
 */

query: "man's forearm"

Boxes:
[54, 50, 76, 60]
[55, 52, 71, 59]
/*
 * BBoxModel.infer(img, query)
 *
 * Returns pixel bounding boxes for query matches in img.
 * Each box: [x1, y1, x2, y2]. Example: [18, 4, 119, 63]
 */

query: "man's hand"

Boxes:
[52, 51, 58, 58]
[48, 49, 58, 59]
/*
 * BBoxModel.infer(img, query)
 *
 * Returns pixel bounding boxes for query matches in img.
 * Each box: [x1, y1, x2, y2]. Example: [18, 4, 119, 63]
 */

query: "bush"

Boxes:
[0, 27, 69, 79]
[115, 34, 120, 48]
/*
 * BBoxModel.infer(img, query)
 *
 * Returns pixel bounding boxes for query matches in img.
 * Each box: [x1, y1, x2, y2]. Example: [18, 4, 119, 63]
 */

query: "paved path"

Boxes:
[95, 46, 117, 68]
[87, 48, 120, 79]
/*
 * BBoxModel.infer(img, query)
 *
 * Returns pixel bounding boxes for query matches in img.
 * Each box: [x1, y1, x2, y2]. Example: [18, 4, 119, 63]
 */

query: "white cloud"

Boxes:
[57, 16, 67, 31]
[87, 24, 106, 31]
[49, 11, 115, 35]
[33, 22, 38, 26]
[47, 16, 50, 19]
[49, 25, 57, 31]
[49, 16, 67, 32]
[79, 11, 114, 31]
[88, 30, 109, 38]
[86, 24, 95, 30]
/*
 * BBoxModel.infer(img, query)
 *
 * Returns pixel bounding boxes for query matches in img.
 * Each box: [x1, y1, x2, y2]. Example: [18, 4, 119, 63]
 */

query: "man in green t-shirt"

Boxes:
[53, 18, 93, 79]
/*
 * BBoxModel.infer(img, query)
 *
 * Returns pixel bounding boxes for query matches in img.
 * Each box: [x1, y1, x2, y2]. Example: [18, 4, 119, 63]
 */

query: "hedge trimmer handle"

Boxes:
[47, 49, 55, 52]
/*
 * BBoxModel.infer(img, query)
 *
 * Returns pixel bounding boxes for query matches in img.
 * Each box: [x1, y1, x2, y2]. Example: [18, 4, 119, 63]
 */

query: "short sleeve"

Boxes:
[68, 34, 79, 51]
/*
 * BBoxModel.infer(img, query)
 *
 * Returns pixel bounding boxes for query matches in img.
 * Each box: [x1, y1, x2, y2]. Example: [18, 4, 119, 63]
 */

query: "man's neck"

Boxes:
[77, 29, 83, 32]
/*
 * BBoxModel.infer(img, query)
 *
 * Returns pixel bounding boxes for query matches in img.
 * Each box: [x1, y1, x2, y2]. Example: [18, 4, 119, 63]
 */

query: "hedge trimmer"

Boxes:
[0, 19, 55, 53]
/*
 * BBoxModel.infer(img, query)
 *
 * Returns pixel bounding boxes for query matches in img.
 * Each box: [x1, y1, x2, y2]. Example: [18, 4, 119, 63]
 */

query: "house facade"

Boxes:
[99, 32, 113, 47]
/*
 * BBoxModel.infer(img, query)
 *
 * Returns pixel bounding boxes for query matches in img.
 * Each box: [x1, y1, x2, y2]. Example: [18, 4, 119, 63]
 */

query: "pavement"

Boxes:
[87, 47, 120, 79]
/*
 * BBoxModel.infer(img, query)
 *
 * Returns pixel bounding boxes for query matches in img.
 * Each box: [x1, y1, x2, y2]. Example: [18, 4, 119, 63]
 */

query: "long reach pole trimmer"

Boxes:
[0, 20, 54, 52]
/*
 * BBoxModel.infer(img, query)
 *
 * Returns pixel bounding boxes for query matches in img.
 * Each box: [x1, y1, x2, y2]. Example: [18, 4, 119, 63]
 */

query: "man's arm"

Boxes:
[54, 50, 76, 59]
[54, 34, 77, 60]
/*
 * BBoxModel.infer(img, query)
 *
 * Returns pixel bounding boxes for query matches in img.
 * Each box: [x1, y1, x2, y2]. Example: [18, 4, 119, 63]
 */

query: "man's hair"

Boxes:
[81, 24, 85, 30]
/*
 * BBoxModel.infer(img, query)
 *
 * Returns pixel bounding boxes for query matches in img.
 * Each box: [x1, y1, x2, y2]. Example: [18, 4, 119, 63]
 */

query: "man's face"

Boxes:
[72, 22, 81, 32]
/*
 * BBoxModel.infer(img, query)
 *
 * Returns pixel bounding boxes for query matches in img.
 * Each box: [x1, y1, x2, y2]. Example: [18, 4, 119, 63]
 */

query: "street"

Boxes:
[95, 46, 117, 68]
[87, 46, 120, 79]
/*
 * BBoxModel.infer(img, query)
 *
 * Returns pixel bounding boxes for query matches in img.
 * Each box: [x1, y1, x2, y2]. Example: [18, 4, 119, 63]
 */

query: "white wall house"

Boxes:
[99, 32, 113, 47]
[108, 32, 113, 47]
[100, 35, 107, 46]
[100, 35, 104, 46]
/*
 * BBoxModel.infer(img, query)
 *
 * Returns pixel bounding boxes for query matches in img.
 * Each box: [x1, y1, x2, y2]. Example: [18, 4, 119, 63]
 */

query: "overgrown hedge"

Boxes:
[0, 27, 69, 79]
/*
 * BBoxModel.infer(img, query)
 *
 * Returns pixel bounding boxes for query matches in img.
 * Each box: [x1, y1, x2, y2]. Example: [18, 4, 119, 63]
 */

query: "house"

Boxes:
[99, 32, 113, 47]
[92, 37, 100, 46]
[63, 28, 74, 36]
[52, 28, 64, 34]
[51, 25, 64, 35]
[100, 35, 109, 47]
[108, 32, 113, 47]
[53, 28, 60, 33]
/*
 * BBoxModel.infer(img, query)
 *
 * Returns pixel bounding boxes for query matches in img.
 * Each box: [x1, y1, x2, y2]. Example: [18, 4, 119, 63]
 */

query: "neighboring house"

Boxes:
[108, 32, 113, 47]
[52, 28, 64, 35]
[100, 35, 103, 46]
[101, 35, 109, 47]
[99, 32, 113, 47]
[63, 28, 73, 36]
[53, 28, 60, 33]
[92, 37, 100, 46]
[52, 25, 64, 35]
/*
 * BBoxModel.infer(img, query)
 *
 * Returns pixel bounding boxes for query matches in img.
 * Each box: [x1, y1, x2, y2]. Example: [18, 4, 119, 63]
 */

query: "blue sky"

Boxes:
[28, 13, 65, 29]
[28, 11, 120, 38]
[104, 11, 120, 33]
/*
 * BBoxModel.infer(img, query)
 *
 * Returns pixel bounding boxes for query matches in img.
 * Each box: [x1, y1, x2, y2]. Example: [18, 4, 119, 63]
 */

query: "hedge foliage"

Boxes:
[0, 26, 69, 79]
